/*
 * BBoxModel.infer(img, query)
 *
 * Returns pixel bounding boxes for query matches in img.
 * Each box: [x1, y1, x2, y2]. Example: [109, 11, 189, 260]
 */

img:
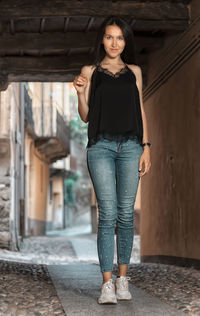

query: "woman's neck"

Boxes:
[101, 56, 124, 66]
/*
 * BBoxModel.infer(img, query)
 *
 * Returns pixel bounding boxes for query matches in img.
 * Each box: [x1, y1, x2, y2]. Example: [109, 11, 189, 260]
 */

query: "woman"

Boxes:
[73, 16, 151, 304]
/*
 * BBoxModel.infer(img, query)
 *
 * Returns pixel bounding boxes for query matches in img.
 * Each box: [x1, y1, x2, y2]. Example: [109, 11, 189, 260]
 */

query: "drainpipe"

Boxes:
[41, 83, 44, 136]
[10, 84, 20, 250]
[63, 176, 66, 229]
[50, 83, 53, 135]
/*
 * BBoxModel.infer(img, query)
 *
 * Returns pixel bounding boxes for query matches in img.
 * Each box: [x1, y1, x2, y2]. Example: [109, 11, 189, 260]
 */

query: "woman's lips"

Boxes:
[110, 48, 118, 51]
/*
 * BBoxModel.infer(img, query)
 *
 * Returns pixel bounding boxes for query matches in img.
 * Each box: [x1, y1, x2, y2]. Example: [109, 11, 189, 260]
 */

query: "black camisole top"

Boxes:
[86, 63, 143, 148]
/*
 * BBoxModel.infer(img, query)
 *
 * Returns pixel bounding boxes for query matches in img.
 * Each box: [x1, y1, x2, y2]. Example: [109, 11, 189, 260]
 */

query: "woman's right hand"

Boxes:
[73, 73, 88, 94]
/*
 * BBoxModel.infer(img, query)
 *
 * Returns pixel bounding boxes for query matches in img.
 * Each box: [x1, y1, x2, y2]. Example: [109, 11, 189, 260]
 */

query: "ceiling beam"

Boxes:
[0, 54, 147, 72]
[0, 54, 148, 82]
[0, 19, 189, 32]
[0, 1, 189, 20]
[7, 69, 148, 83]
[0, 32, 164, 53]
[132, 19, 189, 31]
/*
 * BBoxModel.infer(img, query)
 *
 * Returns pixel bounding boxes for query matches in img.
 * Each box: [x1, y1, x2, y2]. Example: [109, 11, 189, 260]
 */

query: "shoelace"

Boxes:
[117, 276, 131, 289]
[103, 279, 114, 291]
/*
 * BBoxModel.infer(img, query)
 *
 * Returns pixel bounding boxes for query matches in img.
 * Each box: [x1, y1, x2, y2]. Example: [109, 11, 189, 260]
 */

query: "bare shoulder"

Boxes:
[126, 64, 142, 79]
[80, 65, 97, 81]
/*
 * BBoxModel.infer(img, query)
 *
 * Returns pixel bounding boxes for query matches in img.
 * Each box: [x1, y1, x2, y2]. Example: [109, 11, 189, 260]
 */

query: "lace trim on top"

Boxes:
[87, 131, 142, 148]
[97, 64, 128, 78]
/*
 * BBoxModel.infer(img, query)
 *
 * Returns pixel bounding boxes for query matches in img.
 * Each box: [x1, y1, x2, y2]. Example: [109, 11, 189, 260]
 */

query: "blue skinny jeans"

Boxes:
[86, 137, 143, 272]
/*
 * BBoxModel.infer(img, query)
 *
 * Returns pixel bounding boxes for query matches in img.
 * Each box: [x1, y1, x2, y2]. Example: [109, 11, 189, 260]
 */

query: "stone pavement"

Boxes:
[0, 227, 199, 315]
[0, 260, 65, 316]
[47, 263, 186, 316]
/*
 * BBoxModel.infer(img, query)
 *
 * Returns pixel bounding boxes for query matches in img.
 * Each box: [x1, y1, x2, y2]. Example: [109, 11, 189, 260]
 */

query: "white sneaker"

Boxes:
[115, 276, 132, 300]
[98, 279, 117, 304]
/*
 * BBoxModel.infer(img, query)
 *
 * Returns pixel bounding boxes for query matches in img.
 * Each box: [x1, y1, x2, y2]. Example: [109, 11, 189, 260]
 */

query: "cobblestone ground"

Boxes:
[0, 231, 199, 315]
[113, 262, 200, 316]
[0, 260, 65, 316]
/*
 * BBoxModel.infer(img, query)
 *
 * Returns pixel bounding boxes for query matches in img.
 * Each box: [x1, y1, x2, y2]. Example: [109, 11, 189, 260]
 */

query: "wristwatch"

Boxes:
[142, 142, 152, 148]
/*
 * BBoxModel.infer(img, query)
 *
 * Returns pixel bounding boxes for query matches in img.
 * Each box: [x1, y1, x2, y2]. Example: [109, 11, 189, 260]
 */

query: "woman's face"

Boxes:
[102, 25, 126, 57]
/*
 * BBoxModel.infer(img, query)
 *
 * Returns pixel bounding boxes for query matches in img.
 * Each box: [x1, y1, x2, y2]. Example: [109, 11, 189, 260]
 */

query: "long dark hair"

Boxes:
[91, 16, 138, 66]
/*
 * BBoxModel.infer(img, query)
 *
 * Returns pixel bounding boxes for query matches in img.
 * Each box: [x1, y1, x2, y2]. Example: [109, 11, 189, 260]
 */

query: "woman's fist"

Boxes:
[73, 73, 88, 94]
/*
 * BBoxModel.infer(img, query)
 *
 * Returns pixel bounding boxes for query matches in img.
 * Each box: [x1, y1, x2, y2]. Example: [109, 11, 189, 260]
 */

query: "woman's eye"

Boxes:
[105, 36, 124, 40]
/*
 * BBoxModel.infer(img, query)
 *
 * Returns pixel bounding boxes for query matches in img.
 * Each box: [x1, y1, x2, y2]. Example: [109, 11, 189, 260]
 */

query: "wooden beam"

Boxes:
[0, 32, 164, 53]
[0, 54, 147, 82]
[1, 18, 189, 32]
[1, 56, 85, 72]
[9, 72, 77, 82]
[0, 54, 148, 73]
[7, 68, 148, 84]
[0, 32, 94, 51]
[0, 1, 189, 20]
[132, 19, 189, 31]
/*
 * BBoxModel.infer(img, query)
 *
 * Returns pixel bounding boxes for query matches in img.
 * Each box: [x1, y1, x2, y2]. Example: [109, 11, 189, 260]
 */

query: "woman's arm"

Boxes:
[131, 65, 150, 147]
[73, 65, 94, 123]
[128, 64, 151, 176]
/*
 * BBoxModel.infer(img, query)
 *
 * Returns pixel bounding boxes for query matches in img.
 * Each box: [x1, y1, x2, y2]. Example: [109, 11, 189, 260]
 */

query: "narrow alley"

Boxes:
[0, 0, 199, 315]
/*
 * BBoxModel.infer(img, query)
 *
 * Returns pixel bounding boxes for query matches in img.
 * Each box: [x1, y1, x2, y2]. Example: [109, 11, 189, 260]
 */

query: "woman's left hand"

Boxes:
[139, 147, 151, 177]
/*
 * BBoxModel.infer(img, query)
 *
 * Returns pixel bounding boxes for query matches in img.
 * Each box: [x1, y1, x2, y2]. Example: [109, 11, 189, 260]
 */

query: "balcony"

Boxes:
[24, 87, 70, 162]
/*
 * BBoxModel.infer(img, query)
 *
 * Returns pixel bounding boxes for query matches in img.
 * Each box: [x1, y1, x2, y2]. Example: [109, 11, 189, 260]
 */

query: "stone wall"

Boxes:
[0, 138, 11, 248]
